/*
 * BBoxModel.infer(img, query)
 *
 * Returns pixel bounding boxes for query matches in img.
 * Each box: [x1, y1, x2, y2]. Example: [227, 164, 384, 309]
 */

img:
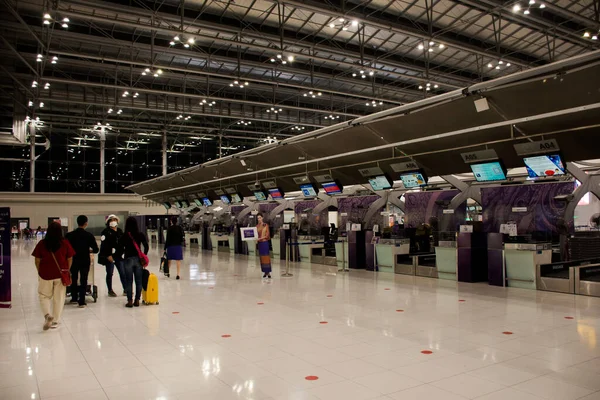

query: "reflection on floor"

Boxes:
[2, 239, 600, 400]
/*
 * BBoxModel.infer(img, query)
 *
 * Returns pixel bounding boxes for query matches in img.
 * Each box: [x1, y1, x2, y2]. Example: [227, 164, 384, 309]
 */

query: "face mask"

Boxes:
[109, 221, 118, 228]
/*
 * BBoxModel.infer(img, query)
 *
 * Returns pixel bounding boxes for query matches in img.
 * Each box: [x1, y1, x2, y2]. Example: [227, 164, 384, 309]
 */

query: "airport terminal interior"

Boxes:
[2, 0, 600, 399]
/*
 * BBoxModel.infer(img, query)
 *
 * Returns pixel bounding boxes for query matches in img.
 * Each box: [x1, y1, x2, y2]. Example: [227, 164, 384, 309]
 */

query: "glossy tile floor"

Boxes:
[2, 240, 600, 400]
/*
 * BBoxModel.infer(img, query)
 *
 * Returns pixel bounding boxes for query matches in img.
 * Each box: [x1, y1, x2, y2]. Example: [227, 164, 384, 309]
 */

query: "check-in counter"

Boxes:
[186, 232, 201, 247]
[536, 258, 600, 294]
[575, 263, 600, 297]
[248, 240, 257, 256]
[435, 241, 457, 281]
[311, 246, 337, 266]
[271, 237, 281, 257]
[216, 236, 230, 252]
[335, 240, 348, 270]
[209, 233, 219, 251]
[415, 253, 438, 278]
[505, 243, 552, 290]
[228, 236, 235, 252]
[395, 254, 414, 275]
[147, 229, 159, 242]
[375, 239, 410, 273]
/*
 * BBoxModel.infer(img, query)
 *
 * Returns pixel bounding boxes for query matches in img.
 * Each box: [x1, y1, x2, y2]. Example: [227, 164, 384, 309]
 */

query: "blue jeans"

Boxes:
[123, 257, 143, 302]
[106, 261, 127, 293]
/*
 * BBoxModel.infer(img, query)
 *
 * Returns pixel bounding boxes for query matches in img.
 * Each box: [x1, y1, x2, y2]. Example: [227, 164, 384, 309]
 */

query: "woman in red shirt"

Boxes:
[32, 222, 75, 330]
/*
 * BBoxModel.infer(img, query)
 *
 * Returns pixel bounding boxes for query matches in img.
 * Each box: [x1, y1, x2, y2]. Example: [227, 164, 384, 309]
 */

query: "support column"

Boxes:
[162, 131, 167, 176]
[29, 126, 35, 193]
[100, 133, 105, 194]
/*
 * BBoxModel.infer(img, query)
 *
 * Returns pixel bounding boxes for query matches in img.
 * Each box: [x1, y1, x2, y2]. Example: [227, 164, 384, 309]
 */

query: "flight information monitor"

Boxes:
[193, 199, 202, 207]
[321, 181, 343, 195]
[254, 191, 267, 201]
[181, 200, 190, 208]
[174, 201, 182, 208]
[368, 175, 393, 191]
[231, 193, 243, 203]
[268, 188, 284, 199]
[163, 202, 172, 209]
[523, 154, 566, 178]
[300, 183, 318, 197]
[470, 161, 507, 182]
[202, 197, 212, 207]
[220, 195, 231, 205]
[400, 172, 427, 188]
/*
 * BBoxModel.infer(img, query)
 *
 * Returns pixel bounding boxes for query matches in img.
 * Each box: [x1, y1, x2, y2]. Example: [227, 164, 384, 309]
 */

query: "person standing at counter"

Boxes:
[256, 213, 272, 279]
[165, 216, 184, 280]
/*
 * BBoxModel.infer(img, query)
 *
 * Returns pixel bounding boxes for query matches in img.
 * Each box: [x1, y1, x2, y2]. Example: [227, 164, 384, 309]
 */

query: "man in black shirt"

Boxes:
[66, 215, 99, 308]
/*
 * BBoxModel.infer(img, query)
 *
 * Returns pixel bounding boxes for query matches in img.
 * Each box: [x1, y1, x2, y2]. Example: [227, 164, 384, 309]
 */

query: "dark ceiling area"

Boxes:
[1, 0, 599, 193]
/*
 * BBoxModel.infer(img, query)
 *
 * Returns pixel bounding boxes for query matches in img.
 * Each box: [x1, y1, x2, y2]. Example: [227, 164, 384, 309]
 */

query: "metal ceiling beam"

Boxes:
[49, 0, 473, 87]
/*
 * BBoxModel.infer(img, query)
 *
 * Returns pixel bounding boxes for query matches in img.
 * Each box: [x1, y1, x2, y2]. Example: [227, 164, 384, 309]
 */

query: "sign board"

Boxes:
[512, 207, 528, 213]
[0, 207, 11, 308]
[197, 192, 207, 199]
[247, 183, 261, 191]
[240, 227, 258, 241]
[340, 213, 348, 217]
[443, 209, 455, 214]
[514, 139, 559, 156]
[460, 149, 499, 164]
[261, 180, 277, 189]
[224, 187, 237, 194]
[373, 224, 379, 233]
[282, 224, 290, 230]
[460, 225, 474, 233]
[292, 176, 311, 184]
[390, 161, 420, 173]
[313, 174, 334, 183]
[500, 223, 518, 237]
[214, 189, 225, 196]
[351, 223, 362, 231]
[358, 167, 384, 177]
[300, 213, 308, 218]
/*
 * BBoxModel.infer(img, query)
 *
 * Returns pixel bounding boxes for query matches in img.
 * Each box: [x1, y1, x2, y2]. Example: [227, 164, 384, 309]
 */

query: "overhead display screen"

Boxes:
[181, 200, 190, 208]
[523, 154, 566, 178]
[193, 199, 202, 207]
[163, 202, 172, 209]
[220, 195, 231, 205]
[254, 191, 267, 201]
[300, 183, 318, 197]
[368, 175, 392, 191]
[322, 182, 342, 195]
[268, 188, 284, 199]
[470, 161, 507, 182]
[202, 197, 212, 207]
[400, 173, 427, 188]
[174, 201, 182, 208]
[231, 193, 243, 203]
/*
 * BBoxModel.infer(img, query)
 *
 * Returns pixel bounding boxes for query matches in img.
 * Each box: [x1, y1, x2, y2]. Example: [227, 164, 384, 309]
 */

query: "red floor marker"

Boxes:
[221, 334, 231, 338]
[458, 299, 466, 302]
[421, 350, 433, 355]
[208, 287, 214, 289]
[565, 316, 574, 320]
[319, 321, 328, 324]
[172, 312, 180, 314]
[305, 376, 319, 381]
[502, 331, 514, 335]
[257, 302, 264, 305]
[396, 309, 404, 312]
[384, 288, 391, 291]
[327, 295, 333, 298]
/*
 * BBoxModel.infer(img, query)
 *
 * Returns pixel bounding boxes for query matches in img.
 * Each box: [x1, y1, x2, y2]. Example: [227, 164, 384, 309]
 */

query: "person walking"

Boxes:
[116, 217, 149, 308]
[256, 213, 272, 279]
[165, 216, 184, 280]
[66, 215, 99, 308]
[32, 222, 75, 330]
[98, 215, 125, 297]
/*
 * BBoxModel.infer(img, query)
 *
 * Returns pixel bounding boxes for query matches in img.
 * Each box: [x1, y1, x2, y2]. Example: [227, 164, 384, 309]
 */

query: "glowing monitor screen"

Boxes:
[300, 184, 318, 197]
[368, 175, 392, 191]
[322, 182, 342, 195]
[523, 154, 565, 178]
[400, 173, 427, 188]
[470, 162, 506, 182]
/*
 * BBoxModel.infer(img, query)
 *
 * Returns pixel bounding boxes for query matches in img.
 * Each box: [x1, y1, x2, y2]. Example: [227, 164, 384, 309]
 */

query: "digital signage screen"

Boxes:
[231, 193, 243, 203]
[470, 161, 507, 182]
[181, 200, 190, 208]
[400, 172, 427, 188]
[368, 175, 392, 191]
[202, 197, 212, 207]
[174, 201, 182, 208]
[193, 199, 202, 207]
[300, 183, 318, 197]
[220, 195, 231, 205]
[322, 182, 343, 195]
[254, 191, 267, 201]
[268, 188, 284, 199]
[523, 154, 566, 178]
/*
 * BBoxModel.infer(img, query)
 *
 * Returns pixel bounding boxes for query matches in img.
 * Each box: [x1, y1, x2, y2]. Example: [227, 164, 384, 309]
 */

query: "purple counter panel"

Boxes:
[348, 231, 366, 269]
[457, 233, 473, 282]
[0, 208, 11, 308]
[487, 233, 505, 286]
[365, 231, 375, 271]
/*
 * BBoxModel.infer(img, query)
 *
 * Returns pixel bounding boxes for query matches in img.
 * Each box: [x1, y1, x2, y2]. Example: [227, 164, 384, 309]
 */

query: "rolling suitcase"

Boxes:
[142, 271, 159, 305]
[159, 252, 170, 277]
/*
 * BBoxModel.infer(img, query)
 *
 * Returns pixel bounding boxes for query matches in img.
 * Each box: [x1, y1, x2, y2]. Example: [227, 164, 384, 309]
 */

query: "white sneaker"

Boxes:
[50, 322, 59, 329]
[43, 314, 53, 331]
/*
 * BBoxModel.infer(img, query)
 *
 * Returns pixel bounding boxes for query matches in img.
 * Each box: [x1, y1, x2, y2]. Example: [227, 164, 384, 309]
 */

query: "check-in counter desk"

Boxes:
[375, 239, 410, 273]
[147, 229, 159, 243]
[505, 243, 552, 290]
[271, 237, 281, 257]
[228, 236, 235, 252]
[335, 240, 348, 270]
[216, 235, 230, 252]
[435, 241, 458, 281]
[536, 258, 600, 294]
[415, 253, 438, 278]
[186, 232, 201, 247]
[575, 264, 600, 297]
[295, 236, 325, 263]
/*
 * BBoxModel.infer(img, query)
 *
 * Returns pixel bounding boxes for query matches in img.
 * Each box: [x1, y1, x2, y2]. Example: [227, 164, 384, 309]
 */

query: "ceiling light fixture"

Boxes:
[302, 90, 322, 98]
[512, 1, 546, 14]
[43, 83, 50, 90]
[418, 82, 440, 91]
[176, 114, 192, 121]
[229, 79, 249, 88]
[141, 67, 163, 77]
[36, 54, 43, 62]
[487, 60, 512, 70]
[324, 114, 340, 120]
[266, 107, 284, 114]
[270, 53, 295, 64]
[291, 126, 305, 131]
[170, 35, 196, 48]
[582, 30, 599, 40]
[200, 99, 217, 107]
[43, 13, 69, 28]
[328, 17, 360, 31]
[416, 40, 446, 53]
[236, 120, 252, 126]
[365, 100, 384, 107]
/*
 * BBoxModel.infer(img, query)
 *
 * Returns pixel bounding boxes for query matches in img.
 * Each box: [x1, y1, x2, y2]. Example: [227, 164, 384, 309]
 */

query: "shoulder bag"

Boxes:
[51, 252, 72, 286]
[129, 233, 149, 267]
